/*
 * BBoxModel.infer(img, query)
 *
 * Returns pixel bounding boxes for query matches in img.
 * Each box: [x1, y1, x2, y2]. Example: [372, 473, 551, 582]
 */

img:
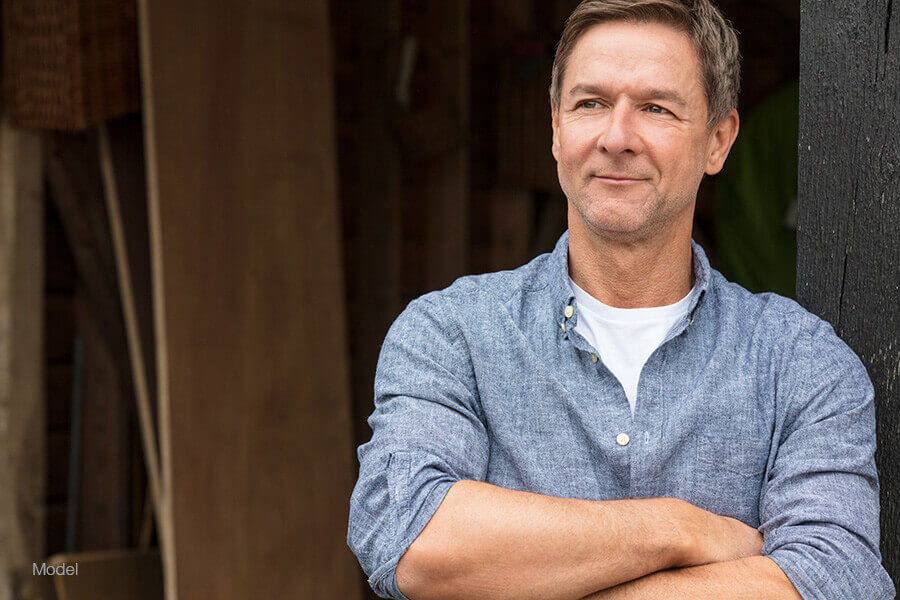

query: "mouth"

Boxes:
[593, 175, 647, 185]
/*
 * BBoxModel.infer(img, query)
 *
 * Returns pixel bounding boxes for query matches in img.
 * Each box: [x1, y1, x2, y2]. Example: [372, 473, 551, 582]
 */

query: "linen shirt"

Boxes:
[348, 232, 895, 600]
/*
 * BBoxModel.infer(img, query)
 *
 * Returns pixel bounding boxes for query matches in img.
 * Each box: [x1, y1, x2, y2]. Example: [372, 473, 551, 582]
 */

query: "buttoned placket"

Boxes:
[631, 288, 706, 497]
[559, 297, 638, 493]
[557, 285, 707, 500]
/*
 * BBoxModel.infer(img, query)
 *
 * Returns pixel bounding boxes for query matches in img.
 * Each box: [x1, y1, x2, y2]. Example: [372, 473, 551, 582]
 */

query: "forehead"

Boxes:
[563, 20, 704, 102]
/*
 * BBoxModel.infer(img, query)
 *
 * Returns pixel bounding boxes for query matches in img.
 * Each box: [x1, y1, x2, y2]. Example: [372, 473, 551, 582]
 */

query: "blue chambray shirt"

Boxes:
[348, 232, 895, 600]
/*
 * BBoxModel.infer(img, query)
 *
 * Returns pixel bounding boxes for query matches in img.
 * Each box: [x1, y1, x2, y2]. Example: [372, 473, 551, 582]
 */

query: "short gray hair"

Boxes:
[549, 0, 741, 126]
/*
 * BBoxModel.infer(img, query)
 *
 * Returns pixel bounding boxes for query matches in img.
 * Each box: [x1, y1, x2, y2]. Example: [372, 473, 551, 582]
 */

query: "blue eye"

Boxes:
[578, 100, 601, 109]
[646, 104, 669, 114]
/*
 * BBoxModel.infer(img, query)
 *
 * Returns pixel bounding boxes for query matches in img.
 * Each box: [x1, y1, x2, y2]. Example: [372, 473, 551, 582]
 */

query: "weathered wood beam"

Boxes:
[798, 0, 899, 581]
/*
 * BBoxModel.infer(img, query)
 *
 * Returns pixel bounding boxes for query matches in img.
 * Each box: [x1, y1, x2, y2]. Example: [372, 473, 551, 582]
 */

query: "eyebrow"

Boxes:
[566, 83, 688, 107]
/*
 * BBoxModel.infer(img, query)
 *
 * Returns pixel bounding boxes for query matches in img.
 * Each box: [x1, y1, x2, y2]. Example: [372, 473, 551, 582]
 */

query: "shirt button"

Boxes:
[616, 433, 630, 447]
[564, 305, 574, 318]
[591, 353, 598, 363]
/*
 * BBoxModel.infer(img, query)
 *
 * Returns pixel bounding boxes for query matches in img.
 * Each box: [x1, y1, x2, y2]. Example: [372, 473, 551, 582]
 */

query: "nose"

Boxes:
[598, 104, 643, 155]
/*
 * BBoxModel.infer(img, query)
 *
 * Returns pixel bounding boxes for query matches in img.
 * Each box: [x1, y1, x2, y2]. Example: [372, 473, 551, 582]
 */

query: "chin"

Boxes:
[576, 215, 654, 243]
[583, 203, 654, 234]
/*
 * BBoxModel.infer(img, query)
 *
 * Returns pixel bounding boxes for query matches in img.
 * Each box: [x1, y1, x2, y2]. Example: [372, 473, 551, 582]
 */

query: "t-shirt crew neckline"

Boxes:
[569, 278, 696, 323]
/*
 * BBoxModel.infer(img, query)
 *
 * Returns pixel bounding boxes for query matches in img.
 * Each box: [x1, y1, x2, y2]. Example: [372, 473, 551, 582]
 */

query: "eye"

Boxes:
[645, 104, 671, 115]
[576, 100, 602, 110]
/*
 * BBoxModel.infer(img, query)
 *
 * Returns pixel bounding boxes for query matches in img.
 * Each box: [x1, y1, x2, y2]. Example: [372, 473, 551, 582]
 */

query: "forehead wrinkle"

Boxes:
[562, 28, 706, 114]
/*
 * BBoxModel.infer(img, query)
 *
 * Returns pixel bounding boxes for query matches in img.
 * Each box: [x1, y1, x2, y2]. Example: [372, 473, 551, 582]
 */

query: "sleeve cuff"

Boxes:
[766, 545, 896, 600]
[368, 479, 456, 599]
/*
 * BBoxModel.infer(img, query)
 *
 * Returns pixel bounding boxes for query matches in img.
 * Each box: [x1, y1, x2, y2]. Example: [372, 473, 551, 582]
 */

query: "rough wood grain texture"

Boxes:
[2, 0, 141, 131]
[0, 119, 44, 599]
[138, 1, 361, 598]
[797, 0, 899, 582]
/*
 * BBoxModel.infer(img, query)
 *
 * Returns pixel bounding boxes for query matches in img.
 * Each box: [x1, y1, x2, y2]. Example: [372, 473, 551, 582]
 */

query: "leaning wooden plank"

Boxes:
[0, 118, 44, 599]
[134, 0, 175, 593]
[97, 121, 163, 546]
[100, 117, 158, 415]
[137, 1, 362, 598]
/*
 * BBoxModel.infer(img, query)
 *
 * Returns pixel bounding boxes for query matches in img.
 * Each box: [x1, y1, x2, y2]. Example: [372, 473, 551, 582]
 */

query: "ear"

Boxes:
[704, 109, 740, 175]
[551, 106, 560, 161]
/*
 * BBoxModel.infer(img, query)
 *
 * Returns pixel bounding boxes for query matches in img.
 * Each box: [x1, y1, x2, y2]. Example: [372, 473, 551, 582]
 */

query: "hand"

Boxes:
[673, 500, 764, 567]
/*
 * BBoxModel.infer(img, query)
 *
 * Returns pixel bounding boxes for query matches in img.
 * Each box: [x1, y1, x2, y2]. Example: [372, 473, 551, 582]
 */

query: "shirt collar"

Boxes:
[547, 230, 712, 319]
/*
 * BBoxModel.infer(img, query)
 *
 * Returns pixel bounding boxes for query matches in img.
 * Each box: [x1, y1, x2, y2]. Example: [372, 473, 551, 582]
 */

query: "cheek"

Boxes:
[655, 137, 707, 178]
[557, 129, 593, 164]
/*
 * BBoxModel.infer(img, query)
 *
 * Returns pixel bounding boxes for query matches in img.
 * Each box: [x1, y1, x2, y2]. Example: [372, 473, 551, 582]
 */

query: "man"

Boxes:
[348, 1, 896, 598]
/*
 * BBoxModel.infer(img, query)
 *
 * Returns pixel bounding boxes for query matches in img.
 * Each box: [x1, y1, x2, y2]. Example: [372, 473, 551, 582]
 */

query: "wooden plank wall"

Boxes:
[137, 1, 360, 598]
[797, 0, 899, 583]
[0, 120, 44, 599]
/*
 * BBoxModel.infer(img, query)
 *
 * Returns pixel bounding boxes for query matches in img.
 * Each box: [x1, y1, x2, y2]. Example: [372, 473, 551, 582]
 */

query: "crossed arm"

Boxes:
[583, 556, 801, 599]
[357, 300, 890, 600]
[396, 480, 802, 600]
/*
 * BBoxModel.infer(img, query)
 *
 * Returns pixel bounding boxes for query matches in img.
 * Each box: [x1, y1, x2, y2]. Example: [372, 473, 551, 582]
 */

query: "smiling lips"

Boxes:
[594, 174, 647, 184]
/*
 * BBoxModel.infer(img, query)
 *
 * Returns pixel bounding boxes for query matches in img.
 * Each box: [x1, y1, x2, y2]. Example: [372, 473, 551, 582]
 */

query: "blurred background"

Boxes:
[0, 0, 826, 598]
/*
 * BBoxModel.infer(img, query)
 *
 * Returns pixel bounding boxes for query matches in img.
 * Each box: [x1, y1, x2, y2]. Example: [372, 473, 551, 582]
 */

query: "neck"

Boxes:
[567, 220, 694, 309]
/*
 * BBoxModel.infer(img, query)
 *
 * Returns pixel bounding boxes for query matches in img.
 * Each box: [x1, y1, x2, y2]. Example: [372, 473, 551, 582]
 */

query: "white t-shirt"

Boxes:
[570, 279, 695, 416]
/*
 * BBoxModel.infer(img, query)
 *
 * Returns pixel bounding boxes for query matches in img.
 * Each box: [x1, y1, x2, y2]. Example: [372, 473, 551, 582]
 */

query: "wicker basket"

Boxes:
[3, 0, 141, 131]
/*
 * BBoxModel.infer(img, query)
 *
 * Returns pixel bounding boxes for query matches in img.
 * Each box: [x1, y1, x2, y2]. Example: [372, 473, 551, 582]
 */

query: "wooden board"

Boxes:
[137, 1, 361, 598]
[797, 0, 899, 582]
[98, 118, 162, 547]
[0, 119, 44, 597]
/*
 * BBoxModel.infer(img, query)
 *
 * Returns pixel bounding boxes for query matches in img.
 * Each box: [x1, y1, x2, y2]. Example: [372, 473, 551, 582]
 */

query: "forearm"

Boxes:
[583, 556, 803, 600]
[396, 480, 687, 600]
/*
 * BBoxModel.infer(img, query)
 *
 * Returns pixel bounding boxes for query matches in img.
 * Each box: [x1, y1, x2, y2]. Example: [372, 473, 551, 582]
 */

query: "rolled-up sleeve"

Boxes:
[348, 294, 489, 599]
[761, 316, 895, 599]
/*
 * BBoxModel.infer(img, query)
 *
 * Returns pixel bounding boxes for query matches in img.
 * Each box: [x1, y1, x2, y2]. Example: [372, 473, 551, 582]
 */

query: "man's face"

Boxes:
[551, 20, 738, 242]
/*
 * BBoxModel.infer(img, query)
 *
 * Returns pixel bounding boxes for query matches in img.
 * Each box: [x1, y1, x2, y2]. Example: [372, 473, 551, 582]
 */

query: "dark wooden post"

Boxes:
[797, 0, 899, 582]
